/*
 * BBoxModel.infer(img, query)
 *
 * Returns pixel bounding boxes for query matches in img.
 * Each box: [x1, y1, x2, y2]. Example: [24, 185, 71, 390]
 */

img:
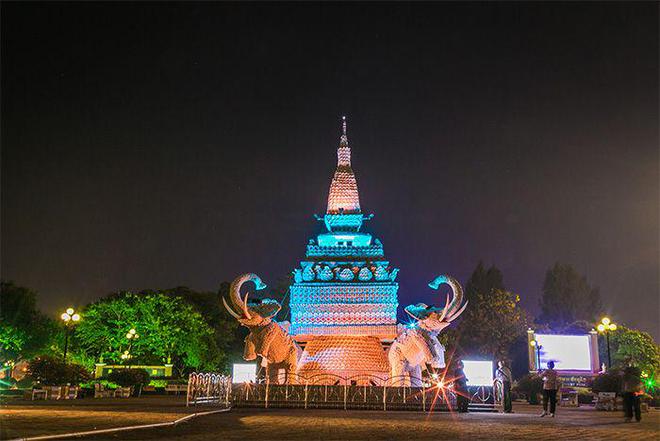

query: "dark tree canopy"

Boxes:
[463, 261, 505, 304]
[0, 281, 54, 362]
[449, 263, 530, 364]
[538, 263, 602, 328]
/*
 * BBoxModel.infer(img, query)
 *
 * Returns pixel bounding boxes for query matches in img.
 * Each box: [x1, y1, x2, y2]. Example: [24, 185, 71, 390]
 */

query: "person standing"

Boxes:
[622, 365, 643, 422]
[495, 360, 513, 413]
[454, 361, 470, 413]
[540, 360, 558, 417]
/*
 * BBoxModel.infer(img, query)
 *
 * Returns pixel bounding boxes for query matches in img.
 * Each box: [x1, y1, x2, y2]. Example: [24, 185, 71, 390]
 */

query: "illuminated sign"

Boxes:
[462, 360, 493, 387]
[232, 363, 257, 383]
[535, 334, 592, 371]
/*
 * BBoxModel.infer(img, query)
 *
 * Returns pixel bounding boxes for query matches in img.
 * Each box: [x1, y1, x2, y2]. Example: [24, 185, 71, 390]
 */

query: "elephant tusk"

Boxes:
[242, 291, 252, 320]
[446, 300, 468, 323]
[438, 293, 451, 323]
[222, 297, 243, 319]
[229, 273, 265, 321]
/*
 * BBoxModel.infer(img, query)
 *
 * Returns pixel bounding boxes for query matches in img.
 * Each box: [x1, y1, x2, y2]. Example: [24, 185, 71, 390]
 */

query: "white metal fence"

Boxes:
[186, 372, 496, 411]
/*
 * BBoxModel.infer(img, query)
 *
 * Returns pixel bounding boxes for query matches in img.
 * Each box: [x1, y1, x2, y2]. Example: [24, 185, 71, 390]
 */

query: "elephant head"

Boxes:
[389, 274, 468, 385]
[404, 274, 468, 334]
[222, 273, 299, 383]
[222, 273, 281, 327]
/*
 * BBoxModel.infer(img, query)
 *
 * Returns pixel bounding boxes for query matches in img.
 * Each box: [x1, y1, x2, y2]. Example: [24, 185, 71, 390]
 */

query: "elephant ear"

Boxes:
[247, 298, 282, 320]
[405, 303, 437, 321]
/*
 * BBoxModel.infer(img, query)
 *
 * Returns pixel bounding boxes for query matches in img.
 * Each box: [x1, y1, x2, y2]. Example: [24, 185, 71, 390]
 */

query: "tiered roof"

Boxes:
[289, 118, 399, 340]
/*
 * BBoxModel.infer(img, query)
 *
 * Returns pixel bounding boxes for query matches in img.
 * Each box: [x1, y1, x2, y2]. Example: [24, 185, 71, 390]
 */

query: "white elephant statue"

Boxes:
[388, 275, 468, 386]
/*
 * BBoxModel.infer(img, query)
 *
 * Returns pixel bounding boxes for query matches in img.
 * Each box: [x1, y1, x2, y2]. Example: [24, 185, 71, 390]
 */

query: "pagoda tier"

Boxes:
[297, 335, 390, 384]
[289, 117, 400, 342]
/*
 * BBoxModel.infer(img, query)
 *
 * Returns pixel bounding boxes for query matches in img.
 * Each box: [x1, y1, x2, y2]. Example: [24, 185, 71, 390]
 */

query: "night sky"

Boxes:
[2, 3, 658, 339]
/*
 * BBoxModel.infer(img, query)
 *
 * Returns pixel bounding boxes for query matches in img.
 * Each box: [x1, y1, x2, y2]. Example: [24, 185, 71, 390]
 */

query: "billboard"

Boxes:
[462, 360, 493, 387]
[533, 334, 594, 372]
[232, 363, 257, 383]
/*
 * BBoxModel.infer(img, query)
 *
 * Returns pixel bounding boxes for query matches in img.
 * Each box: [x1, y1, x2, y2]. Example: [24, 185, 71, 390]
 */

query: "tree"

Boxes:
[538, 263, 602, 328]
[463, 261, 504, 304]
[147, 286, 239, 371]
[28, 355, 90, 386]
[451, 263, 531, 363]
[0, 281, 55, 363]
[75, 292, 220, 374]
[456, 289, 531, 361]
[600, 326, 660, 377]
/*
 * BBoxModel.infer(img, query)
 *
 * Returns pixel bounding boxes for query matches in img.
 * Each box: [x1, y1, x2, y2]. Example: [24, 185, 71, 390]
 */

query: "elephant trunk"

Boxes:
[427, 274, 467, 327]
[224, 273, 268, 320]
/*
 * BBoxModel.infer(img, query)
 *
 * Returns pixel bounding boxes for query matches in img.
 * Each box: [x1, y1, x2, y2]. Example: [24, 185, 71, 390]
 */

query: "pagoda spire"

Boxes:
[327, 116, 361, 214]
[337, 116, 351, 167]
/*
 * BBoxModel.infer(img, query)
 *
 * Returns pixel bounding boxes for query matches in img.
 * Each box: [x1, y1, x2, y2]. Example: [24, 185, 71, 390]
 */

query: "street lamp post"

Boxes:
[60, 308, 81, 363]
[530, 339, 543, 370]
[596, 317, 617, 369]
[121, 328, 139, 363]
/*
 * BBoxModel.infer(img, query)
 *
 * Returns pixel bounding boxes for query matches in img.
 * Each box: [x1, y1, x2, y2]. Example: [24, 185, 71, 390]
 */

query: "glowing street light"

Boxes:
[60, 307, 81, 363]
[121, 328, 139, 364]
[597, 317, 617, 368]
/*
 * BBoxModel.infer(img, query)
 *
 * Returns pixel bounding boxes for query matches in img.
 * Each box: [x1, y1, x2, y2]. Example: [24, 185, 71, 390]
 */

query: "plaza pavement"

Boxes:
[1, 396, 658, 440]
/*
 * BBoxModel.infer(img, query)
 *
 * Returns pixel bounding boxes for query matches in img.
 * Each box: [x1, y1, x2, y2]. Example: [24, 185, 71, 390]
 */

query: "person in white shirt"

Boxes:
[540, 360, 559, 417]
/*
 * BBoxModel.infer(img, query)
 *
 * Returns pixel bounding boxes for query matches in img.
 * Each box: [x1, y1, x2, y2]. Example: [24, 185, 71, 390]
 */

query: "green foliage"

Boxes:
[452, 263, 531, 363]
[591, 369, 622, 393]
[601, 326, 660, 378]
[538, 263, 602, 328]
[0, 323, 27, 358]
[148, 379, 168, 388]
[106, 368, 150, 387]
[28, 355, 91, 386]
[514, 373, 543, 404]
[80, 379, 118, 389]
[75, 292, 220, 372]
[156, 286, 239, 371]
[0, 281, 56, 362]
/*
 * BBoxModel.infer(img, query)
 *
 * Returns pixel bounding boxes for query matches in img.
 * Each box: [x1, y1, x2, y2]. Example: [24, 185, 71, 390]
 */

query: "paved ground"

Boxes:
[2, 397, 658, 441]
[0, 396, 190, 440]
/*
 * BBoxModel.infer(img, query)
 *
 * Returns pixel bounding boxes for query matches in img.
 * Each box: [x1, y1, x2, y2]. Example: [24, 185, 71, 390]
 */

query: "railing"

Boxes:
[187, 372, 497, 412]
[232, 373, 458, 411]
[186, 372, 232, 407]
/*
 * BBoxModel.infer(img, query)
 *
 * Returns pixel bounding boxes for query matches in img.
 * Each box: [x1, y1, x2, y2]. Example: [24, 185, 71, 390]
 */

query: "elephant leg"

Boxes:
[409, 364, 422, 387]
[287, 348, 298, 384]
[388, 345, 405, 386]
[267, 363, 280, 384]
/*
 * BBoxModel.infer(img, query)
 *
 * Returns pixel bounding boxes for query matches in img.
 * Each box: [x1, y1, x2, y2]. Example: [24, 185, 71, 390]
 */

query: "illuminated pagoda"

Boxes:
[289, 117, 399, 382]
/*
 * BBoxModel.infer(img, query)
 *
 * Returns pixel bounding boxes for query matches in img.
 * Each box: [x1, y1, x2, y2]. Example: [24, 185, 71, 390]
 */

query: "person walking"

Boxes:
[622, 365, 643, 422]
[454, 361, 470, 413]
[540, 360, 558, 417]
[495, 360, 513, 413]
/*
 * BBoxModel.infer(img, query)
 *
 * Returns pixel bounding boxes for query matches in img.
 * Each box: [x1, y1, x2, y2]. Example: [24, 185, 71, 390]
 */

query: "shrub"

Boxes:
[28, 355, 91, 386]
[514, 373, 543, 404]
[578, 393, 594, 404]
[80, 379, 118, 389]
[148, 379, 168, 388]
[591, 369, 622, 394]
[106, 368, 150, 388]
